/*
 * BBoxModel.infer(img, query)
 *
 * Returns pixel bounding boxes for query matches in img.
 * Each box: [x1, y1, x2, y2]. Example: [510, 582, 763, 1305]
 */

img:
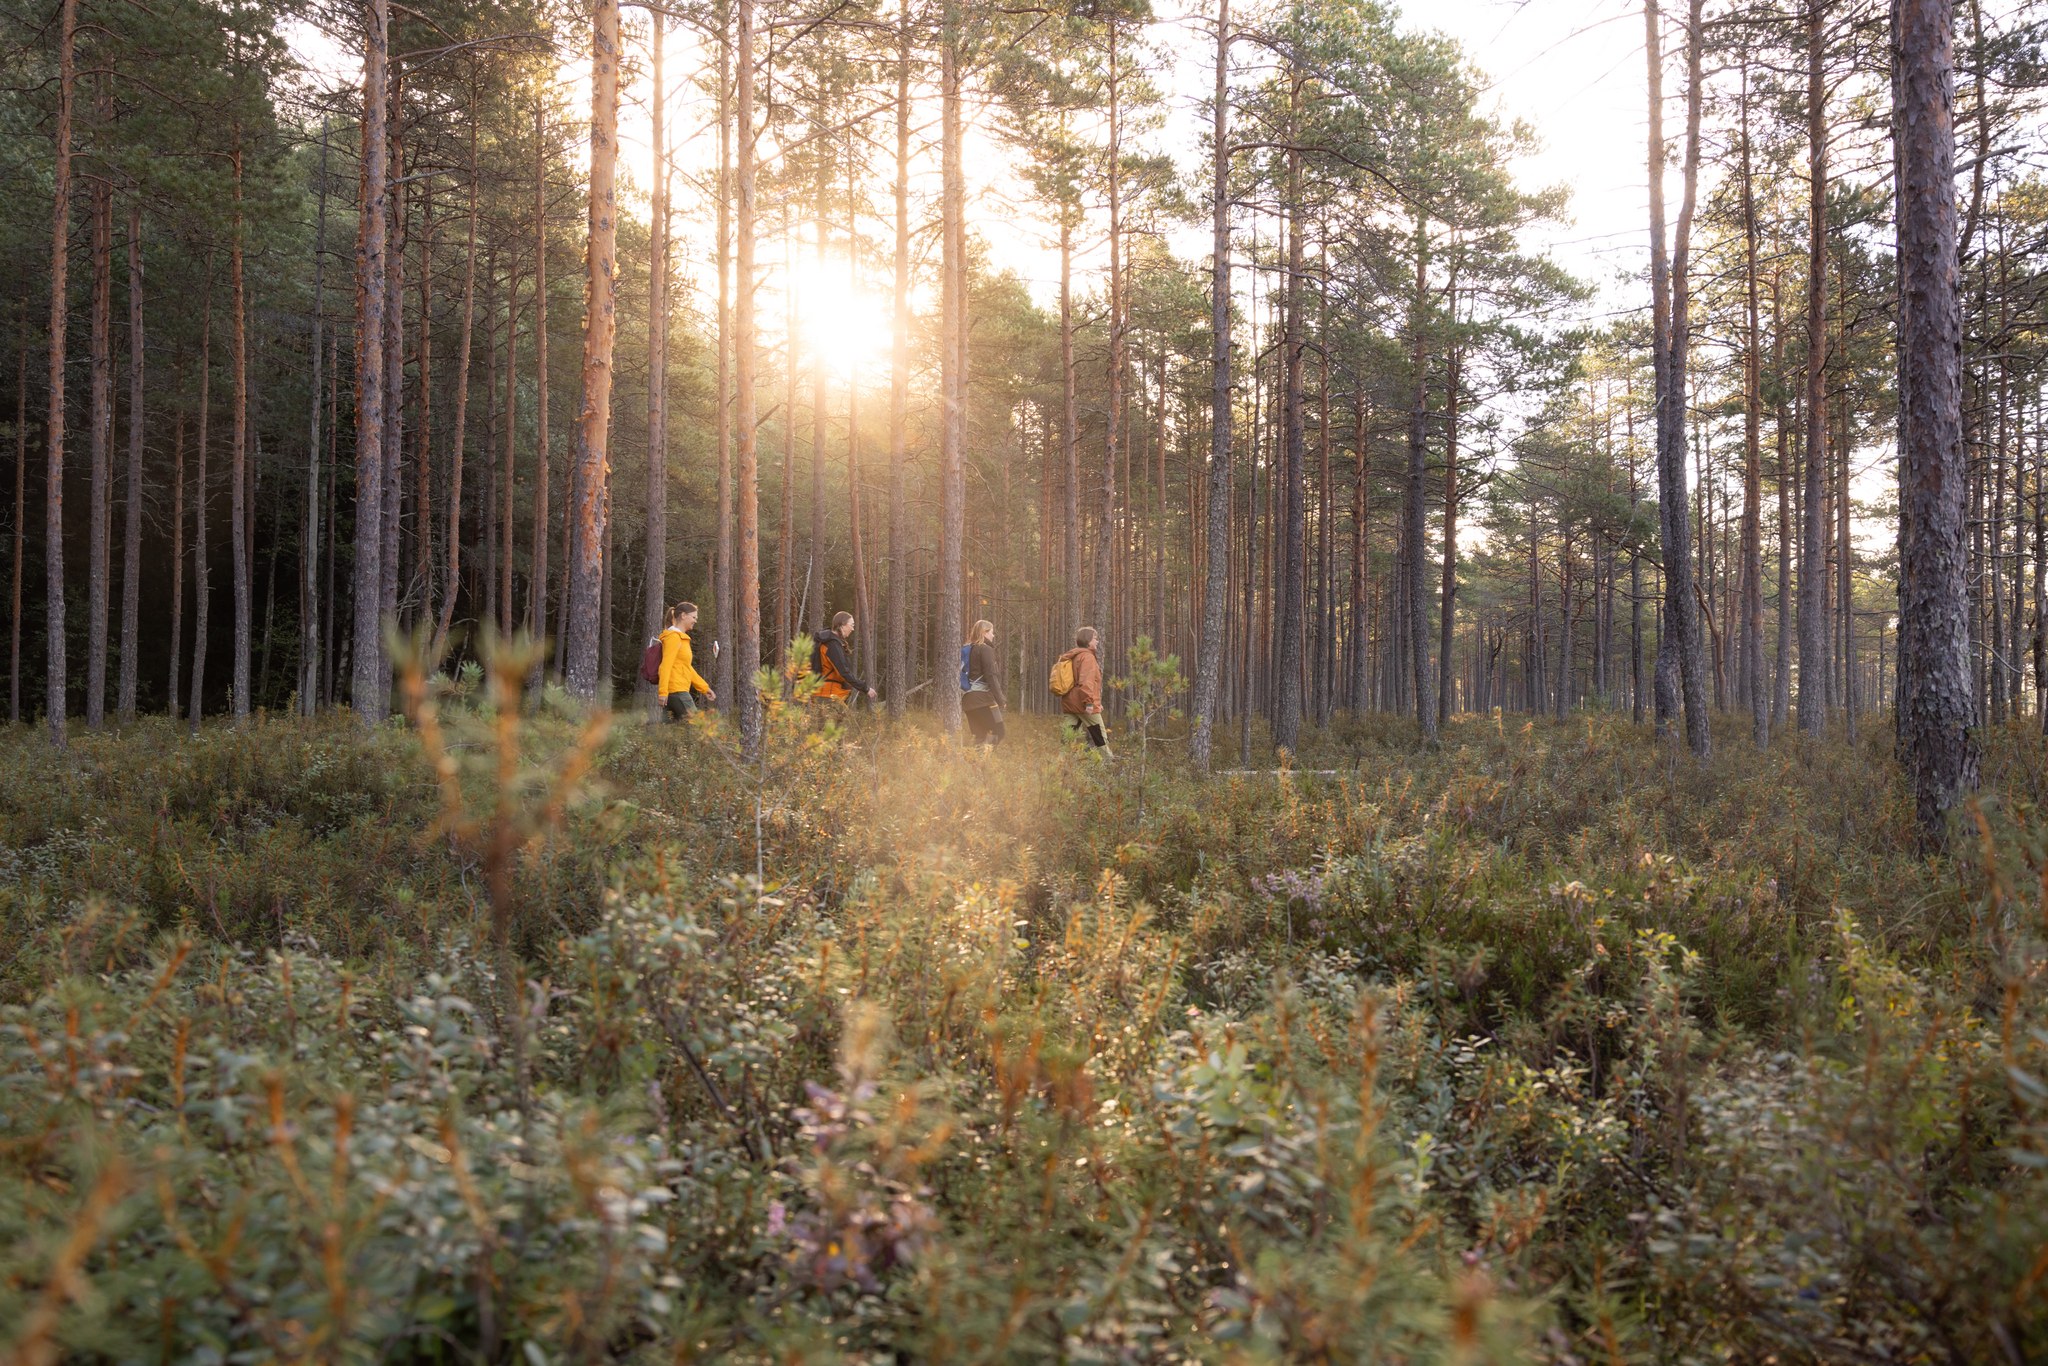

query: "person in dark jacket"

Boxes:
[961, 619, 1006, 748]
[1057, 626, 1111, 756]
[811, 610, 876, 704]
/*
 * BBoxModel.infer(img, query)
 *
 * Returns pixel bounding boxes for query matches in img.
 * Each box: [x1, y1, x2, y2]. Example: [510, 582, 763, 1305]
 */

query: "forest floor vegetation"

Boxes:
[2, 673, 2046, 1361]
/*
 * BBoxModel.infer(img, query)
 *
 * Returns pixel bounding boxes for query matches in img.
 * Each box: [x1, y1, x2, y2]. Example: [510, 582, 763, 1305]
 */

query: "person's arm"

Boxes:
[825, 635, 869, 695]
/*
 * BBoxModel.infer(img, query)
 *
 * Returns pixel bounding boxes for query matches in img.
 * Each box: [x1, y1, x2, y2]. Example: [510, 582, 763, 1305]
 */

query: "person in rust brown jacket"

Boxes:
[1056, 626, 1112, 756]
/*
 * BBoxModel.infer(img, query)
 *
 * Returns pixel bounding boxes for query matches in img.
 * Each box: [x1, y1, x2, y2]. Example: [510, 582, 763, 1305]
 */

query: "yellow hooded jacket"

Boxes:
[658, 627, 710, 700]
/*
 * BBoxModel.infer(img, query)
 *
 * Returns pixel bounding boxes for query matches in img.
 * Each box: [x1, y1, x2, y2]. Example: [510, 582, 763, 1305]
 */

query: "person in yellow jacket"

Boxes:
[658, 602, 716, 722]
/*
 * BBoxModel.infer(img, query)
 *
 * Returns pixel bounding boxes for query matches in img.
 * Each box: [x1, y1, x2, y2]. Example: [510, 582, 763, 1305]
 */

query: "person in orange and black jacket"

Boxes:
[658, 602, 716, 722]
[961, 619, 1006, 748]
[1056, 626, 1111, 756]
[811, 610, 877, 705]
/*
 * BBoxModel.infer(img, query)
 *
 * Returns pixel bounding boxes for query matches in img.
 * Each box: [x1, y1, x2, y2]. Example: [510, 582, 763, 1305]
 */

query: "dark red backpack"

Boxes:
[639, 635, 664, 686]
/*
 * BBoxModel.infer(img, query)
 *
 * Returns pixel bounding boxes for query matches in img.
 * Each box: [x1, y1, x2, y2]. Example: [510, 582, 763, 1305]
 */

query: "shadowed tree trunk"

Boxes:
[12, 340, 24, 724]
[85, 110, 110, 731]
[43, 0, 75, 743]
[1893, 0, 1979, 839]
[118, 200, 142, 722]
[350, 0, 389, 725]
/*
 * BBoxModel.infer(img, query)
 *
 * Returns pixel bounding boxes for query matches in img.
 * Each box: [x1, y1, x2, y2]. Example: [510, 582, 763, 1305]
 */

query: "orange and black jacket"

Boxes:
[810, 630, 868, 700]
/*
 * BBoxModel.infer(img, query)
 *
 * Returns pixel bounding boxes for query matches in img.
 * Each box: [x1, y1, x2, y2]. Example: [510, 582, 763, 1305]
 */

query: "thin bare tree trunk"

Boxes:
[1403, 216, 1435, 741]
[846, 150, 872, 668]
[642, 10, 669, 702]
[87, 86, 110, 731]
[302, 120, 329, 713]
[1739, 71, 1767, 746]
[192, 274, 213, 730]
[936, 0, 965, 729]
[1276, 111, 1309, 751]
[379, 89, 405, 687]
[530, 100, 551, 657]
[886, 0, 909, 716]
[350, 0, 390, 723]
[43, 0, 76, 743]
[432, 117, 478, 662]
[715, 7, 735, 704]
[118, 199, 142, 722]
[414, 188, 436, 630]
[500, 263, 520, 636]
[1799, 0, 1830, 736]
[1090, 21, 1123, 659]
[1437, 271, 1461, 726]
[806, 108, 828, 638]
[735, 0, 763, 755]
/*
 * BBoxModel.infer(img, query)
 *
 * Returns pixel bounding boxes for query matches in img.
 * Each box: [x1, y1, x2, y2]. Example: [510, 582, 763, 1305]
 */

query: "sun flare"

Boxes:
[784, 256, 890, 381]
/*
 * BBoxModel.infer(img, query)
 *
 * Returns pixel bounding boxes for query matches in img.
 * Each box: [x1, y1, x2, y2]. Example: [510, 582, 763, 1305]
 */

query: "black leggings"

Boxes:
[965, 706, 1005, 747]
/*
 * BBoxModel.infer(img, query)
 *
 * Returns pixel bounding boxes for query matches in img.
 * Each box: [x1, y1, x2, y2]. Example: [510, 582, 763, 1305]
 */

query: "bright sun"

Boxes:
[786, 257, 889, 382]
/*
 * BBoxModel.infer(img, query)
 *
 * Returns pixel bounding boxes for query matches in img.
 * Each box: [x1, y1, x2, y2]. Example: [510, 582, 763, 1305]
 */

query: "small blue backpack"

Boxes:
[959, 644, 973, 691]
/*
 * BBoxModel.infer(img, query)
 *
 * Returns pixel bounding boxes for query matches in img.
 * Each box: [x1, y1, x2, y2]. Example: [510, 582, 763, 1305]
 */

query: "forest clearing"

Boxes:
[0, 0, 2045, 1355]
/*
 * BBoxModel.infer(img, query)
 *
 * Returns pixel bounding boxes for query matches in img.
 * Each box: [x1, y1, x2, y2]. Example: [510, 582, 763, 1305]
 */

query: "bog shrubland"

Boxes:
[2, 664, 2045, 1361]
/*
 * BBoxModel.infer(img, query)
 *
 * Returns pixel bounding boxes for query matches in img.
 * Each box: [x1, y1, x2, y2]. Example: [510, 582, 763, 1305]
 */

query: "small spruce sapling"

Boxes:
[1115, 635, 1184, 821]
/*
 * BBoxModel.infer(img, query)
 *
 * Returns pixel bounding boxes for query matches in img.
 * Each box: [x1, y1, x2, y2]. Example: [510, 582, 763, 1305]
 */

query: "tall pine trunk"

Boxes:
[1403, 216, 1436, 741]
[566, 0, 619, 700]
[1893, 0, 1979, 838]
[1799, 0, 1830, 736]
[642, 11, 669, 701]
[1644, 0, 1710, 757]
[1188, 0, 1232, 771]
